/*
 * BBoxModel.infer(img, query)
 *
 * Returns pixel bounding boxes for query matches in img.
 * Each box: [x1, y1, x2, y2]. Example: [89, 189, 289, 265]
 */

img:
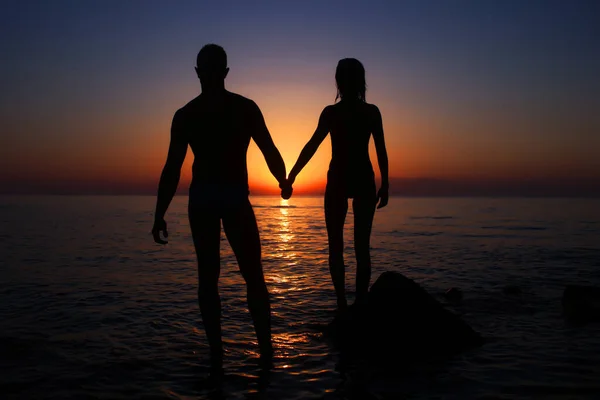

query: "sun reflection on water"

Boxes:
[276, 199, 295, 257]
[273, 331, 312, 358]
[268, 199, 298, 291]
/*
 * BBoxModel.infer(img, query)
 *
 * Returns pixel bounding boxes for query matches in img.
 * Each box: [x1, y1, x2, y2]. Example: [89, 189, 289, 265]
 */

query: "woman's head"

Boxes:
[335, 58, 366, 102]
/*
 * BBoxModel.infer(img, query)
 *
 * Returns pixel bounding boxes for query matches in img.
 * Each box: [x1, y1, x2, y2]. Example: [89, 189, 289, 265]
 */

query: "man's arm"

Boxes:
[250, 102, 287, 186]
[287, 107, 330, 185]
[372, 105, 389, 209]
[152, 110, 188, 244]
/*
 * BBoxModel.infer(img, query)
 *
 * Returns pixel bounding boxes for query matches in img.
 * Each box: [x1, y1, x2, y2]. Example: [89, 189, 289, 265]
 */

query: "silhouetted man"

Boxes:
[152, 44, 287, 376]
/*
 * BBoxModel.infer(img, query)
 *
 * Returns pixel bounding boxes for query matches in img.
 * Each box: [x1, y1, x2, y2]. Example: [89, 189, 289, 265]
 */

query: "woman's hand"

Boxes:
[376, 187, 389, 209]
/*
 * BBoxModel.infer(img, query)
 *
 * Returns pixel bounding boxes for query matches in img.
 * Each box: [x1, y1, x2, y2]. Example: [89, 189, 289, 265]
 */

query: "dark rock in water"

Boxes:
[445, 287, 463, 303]
[562, 285, 600, 323]
[327, 271, 483, 363]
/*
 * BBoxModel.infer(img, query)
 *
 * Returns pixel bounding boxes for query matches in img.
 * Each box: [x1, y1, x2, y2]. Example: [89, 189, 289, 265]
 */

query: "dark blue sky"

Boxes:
[1, 0, 599, 194]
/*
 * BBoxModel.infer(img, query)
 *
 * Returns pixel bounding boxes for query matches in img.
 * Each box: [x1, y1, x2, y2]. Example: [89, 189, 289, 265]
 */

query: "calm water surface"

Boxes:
[1, 196, 600, 399]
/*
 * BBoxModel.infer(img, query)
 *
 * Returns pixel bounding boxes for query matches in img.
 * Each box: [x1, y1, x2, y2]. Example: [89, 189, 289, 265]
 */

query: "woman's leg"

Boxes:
[352, 188, 377, 306]
[325, 190, 349, 311]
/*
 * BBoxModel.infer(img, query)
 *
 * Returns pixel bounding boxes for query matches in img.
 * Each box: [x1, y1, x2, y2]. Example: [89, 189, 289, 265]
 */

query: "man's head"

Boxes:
[195, 44, 229, 84]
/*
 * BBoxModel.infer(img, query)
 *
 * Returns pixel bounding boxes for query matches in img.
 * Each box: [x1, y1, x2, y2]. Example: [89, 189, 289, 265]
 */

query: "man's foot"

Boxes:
[195, 364, 224, 390]
[209, 364, 225, 381]
[209, 350, 223, 369]
[258, 346, 274, 370]
[204, 350, 223, 383]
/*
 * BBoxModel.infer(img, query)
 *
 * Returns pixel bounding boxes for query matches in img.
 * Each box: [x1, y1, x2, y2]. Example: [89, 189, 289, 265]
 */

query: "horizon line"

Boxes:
[1, 176, 599, 197]
[2, 193, 600, 199]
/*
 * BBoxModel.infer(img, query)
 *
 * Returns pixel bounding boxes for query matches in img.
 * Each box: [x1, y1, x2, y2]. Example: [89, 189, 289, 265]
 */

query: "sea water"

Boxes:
[1, 195, 600, 399]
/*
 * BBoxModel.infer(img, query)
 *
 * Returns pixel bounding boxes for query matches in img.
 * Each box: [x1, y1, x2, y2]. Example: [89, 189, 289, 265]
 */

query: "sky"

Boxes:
[1, 0, 599, 196]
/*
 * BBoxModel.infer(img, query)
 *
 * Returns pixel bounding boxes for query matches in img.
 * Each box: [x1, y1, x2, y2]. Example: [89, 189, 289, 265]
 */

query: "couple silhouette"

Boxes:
[152, 44, 389, 378]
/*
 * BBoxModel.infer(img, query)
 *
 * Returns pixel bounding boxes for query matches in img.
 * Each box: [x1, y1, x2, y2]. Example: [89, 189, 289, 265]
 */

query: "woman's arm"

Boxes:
[287, 107, 331, 185]
[372, 105, 389, 208]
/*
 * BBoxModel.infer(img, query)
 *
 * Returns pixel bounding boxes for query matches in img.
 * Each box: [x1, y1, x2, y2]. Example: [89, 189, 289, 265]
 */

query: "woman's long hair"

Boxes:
[335, 58, 366, 102]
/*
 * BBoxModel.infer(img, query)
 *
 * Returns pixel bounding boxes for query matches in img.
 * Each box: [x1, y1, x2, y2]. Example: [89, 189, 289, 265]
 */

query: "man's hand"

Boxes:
[376, 187, 389, 209]
[152, 218, 169, 244]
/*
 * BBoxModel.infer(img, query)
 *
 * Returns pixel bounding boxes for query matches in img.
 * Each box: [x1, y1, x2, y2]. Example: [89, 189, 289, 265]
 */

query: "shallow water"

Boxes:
[1, 195, 600, 399]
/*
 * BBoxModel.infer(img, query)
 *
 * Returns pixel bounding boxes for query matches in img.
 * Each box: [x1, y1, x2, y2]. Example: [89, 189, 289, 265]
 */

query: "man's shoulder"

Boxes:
[175, 96, 201, 116]
[173, 92, 260, 119]
[227, 91, 259, 109]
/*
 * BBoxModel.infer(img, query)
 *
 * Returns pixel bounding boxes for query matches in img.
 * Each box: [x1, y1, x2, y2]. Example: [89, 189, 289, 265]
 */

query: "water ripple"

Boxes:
[1, 195, 600, 399]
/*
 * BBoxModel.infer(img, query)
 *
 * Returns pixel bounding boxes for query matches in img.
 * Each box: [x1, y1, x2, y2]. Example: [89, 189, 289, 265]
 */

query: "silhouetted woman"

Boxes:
[284, 58, 389, 312]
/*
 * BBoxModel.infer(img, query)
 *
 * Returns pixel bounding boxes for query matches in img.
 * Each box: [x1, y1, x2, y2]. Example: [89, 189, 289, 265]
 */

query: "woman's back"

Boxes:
[284, 56, 389, 310]
[286, 56, 387, 203]
[327, 100, 378, 179]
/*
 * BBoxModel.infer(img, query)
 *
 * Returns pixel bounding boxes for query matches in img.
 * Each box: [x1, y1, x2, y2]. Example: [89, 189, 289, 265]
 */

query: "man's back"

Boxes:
[153, 44, 287, 375]
[176, 91, 258, 189]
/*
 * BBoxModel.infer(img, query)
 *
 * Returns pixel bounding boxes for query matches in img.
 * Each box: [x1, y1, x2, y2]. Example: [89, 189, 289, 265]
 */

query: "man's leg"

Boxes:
[221, 199, 273, 363]
[189, 202, 223, 370]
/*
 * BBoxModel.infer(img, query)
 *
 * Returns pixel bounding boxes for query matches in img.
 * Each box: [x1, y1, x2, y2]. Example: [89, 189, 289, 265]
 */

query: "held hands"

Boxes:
[376, 186, 389, 209]
[152, 218, 169, 244]
[280, 176, 294, 200]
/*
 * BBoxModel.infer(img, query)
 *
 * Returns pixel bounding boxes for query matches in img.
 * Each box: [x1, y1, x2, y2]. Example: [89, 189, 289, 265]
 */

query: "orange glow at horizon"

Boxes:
[4, 78, 600, 194]
[3, 1, 600, 197]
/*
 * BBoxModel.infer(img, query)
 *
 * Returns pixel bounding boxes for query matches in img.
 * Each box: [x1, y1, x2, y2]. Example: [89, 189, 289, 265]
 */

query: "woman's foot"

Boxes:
[349, 295, 369, 320]
[336, 296, 348, 313]
[352, 290, 369, 308]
